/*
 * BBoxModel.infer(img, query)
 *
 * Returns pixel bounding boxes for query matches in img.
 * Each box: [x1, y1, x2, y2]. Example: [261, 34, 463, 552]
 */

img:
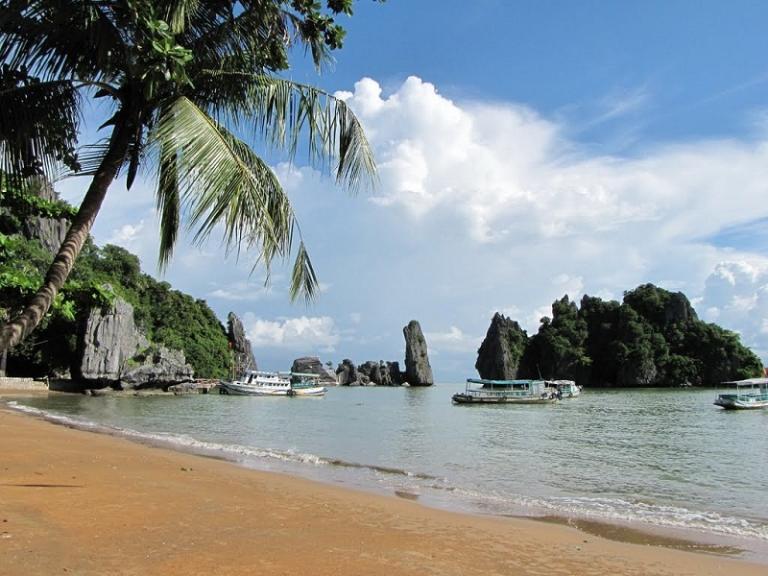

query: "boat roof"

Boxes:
[721, 378, 768, 386]
[467, 378, 543, 385]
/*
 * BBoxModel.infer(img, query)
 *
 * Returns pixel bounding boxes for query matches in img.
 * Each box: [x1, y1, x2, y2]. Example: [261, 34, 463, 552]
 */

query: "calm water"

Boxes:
[9, 386, 768, 548]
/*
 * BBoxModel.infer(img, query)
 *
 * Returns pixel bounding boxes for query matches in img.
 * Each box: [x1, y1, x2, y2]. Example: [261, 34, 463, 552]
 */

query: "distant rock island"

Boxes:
[476, 284, 763, 387]
[332, 320, 434, 386]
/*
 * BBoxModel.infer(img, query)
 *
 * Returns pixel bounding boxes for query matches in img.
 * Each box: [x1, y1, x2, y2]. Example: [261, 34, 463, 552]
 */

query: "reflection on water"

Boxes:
[12, 386, 768, 548]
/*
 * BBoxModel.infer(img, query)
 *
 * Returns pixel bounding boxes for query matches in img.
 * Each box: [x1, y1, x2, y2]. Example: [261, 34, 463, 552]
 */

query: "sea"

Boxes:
[7, 385, 768, 557]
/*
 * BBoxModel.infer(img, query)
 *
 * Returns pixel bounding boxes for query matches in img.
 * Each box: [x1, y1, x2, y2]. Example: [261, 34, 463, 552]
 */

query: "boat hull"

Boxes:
[287, 386, 327, 397]
[219, 381, 289, 396]
[452, 393, 557, 405]
[714, 398, 768, 410]
[219, 381, 326, 397]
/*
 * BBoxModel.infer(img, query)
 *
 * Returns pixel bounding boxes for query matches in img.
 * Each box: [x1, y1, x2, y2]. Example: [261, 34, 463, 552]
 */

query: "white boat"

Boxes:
[452, 379, 557, 404]
[714, 378, 768, 410]
[219, 371, 326, 397]
[546, 380, 582, 398]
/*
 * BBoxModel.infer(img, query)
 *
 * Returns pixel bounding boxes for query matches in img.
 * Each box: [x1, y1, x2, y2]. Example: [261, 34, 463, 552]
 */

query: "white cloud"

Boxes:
[344, 76, 768, 249]
[243, 314, 340, 352]
[208, 281, 272, 302]
[425, 326, 480, 353]
[698, 260, 768, 358]
[108, 221, 145, 245]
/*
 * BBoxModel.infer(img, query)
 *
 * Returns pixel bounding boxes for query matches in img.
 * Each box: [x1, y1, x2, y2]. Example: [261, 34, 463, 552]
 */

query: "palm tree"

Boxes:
[0, 0, 376, 351]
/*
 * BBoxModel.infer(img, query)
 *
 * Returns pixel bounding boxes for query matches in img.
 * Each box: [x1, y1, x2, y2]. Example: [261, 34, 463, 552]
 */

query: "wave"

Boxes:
[5, 401, 439, 480]
[7, 400, 767, 543]
[445, 487, 768, 542]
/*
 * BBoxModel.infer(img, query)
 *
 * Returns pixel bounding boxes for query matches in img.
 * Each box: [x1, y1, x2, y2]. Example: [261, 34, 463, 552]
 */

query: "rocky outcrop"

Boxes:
[475, 313, 528, 380]
[358, 360, 404, 386]
[20, 179, 69, 254]
[664, 292, 697, 325]
[76, 297, 194, 389]
[227, 312, 257, 373]
[403, 320, 433, 386]
[121, 345, 194, 388]
[335, 359, 360, 386]
[291, 356, 337, 384]
[76, 298, 147, 382]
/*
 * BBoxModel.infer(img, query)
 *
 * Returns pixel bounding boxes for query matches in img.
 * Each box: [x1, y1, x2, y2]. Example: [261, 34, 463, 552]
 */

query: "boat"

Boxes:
[219, 370, 326, 397]
[546, 379, 582, 398]
[714, 378, 768, 410]
[452, 379, 558, 404]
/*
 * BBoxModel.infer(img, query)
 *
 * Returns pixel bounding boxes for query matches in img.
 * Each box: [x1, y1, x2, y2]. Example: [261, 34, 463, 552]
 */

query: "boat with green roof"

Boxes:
[714, 378, 768, 410]
[452, 379, 558, 404]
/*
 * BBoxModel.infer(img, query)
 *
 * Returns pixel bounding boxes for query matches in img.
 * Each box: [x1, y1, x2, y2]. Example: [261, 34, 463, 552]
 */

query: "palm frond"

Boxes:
[202, 73, 377, 193]
[289, 241, 318, 304]
[162, 0, 203, 34]
[151, 97, 312, 293]
[156, 136, 180, 271]
[74, 140, 112, 177]
[0, 73, 80, 183]
[0, 1, 128, 84]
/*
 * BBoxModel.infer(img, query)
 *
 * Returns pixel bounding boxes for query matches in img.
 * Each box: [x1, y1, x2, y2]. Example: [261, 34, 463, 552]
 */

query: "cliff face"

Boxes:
[227, 312, 257, 373]
[20, 179, 68, 254]
[403, 320, 433, 386]
[475, 313, 528, 380]
[75, 297, 194, 389]
[76, 298, 147, 382]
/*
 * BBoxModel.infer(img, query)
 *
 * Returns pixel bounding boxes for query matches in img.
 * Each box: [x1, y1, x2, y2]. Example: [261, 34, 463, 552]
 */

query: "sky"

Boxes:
[58, 1, 768, 381]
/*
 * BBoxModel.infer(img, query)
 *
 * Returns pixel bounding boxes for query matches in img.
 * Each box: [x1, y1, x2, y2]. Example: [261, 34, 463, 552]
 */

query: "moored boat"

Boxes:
[714, 378, 768, 410]
[219, 371, 326, 397]
[452, 379, 557, 404]
[545, 379, 581, 398]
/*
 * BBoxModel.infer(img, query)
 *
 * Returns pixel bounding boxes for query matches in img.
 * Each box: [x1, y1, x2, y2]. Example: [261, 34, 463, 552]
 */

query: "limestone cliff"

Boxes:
[403, 320, 433, 386]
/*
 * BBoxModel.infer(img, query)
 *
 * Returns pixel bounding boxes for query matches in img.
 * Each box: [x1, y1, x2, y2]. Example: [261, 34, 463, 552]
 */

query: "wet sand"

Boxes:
[0, 406, 764, 576]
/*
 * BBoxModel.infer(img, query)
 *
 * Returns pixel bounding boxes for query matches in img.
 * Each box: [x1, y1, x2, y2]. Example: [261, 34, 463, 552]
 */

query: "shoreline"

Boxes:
[1, 399, 766, 575]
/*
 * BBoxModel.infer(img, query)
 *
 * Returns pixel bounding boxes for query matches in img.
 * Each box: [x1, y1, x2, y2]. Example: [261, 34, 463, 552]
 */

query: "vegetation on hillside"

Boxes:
[0, 179, 231, 378]
[515, 284, 763, 386]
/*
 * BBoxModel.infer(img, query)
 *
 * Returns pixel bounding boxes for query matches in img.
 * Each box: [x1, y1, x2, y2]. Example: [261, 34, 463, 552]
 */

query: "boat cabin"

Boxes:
[465, 378, 549, 398]
[714, 378, 768, 410]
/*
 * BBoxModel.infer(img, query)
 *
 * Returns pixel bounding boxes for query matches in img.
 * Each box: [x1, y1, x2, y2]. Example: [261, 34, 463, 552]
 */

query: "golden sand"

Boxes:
[0, 405, 764, 576]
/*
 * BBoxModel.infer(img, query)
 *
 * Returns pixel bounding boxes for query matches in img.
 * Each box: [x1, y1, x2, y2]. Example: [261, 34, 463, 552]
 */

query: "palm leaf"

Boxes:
[0, 73, 79, 183]
[0, 1, 127, 84]
[290, 241, 318, 304]
[151, 96, 319, 300]
[202, 73, 377, 193]
[156, 134, 180, 271]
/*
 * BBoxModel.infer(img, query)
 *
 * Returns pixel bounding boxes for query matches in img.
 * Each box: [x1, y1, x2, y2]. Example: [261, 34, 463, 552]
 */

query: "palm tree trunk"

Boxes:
[0, 111, 135, 352]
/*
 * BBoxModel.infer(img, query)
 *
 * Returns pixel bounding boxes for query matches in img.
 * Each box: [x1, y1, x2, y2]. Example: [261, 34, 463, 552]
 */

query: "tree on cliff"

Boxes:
[0, 0, 377, 351]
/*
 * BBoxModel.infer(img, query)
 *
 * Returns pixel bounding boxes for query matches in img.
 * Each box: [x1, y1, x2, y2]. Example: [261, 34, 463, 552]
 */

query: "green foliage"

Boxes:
[515, 284, 763, 387]
[521, 296, 591, 381]
[0, 181, 231, 377]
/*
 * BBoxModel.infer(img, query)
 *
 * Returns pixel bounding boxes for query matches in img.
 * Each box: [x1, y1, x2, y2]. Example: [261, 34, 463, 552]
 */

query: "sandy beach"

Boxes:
[0, 403, 764, 576]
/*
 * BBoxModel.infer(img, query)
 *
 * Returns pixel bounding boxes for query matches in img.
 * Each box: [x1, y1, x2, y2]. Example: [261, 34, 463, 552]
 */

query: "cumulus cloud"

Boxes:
[698, 260, 768, 359]
[208, 281, 273, 302]
[343, 76, 768, 248]
[243, 314, 340, 352]
[425, 326, 481, 354]
[107, 221, 145, 246]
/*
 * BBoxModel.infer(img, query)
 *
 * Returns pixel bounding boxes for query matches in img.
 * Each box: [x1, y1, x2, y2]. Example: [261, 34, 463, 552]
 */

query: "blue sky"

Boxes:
[59, 1, 768, 381]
